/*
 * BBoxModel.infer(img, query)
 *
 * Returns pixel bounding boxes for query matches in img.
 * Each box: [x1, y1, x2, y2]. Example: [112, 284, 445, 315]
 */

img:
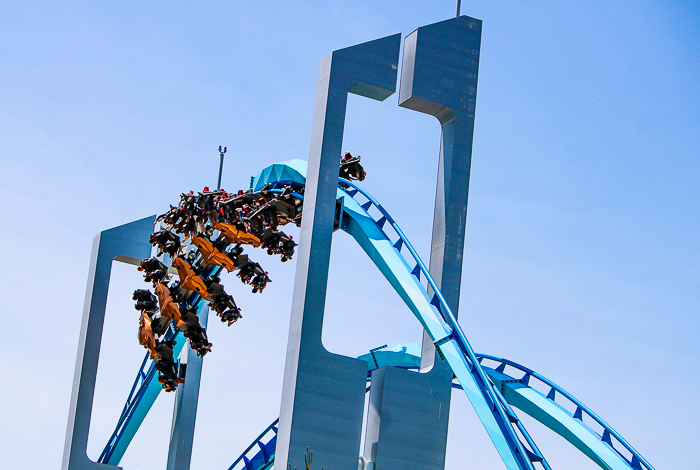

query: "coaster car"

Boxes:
[138, 258, 170, 286]
[149, 229, 182, 257]
[172, 257, 210, 297]
[138, 312, 158, 358]
[155, 282, 184, 328]
[190, 236, 236, 272]
[212, 220, 261, 247]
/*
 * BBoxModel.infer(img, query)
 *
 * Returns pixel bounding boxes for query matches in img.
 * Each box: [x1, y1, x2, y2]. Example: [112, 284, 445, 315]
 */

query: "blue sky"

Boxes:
[1, 1, 698, 469]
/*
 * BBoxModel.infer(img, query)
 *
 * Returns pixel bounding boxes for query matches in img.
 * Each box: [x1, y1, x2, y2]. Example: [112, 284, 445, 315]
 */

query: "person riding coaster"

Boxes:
[133, 289, 158, 312]
[208, 292, 242, 326]
[251, 271, 271, 294]
[339, 151, 366, 186]
[260, 228, 297, 262]
[138, 258, 170, 286]
[157, 205, 197, 237]
[133, 289, 170, 336]
[177, 305, 212, 356]
[154, 339, 179, 392]
[149, 229, 182, 258]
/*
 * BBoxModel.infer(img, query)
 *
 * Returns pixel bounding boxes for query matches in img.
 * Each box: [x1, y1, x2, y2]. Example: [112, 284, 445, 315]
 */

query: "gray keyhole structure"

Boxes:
[277, 15, 482, 470]
[362, 15, 482, 470]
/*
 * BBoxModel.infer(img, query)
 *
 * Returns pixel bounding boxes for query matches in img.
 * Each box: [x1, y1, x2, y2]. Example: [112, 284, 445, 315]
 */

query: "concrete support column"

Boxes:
[276, 34, 401, 470]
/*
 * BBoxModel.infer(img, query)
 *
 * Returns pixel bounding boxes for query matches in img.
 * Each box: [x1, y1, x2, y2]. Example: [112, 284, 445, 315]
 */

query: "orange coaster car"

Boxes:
[212, 221, 261, 247]
[138, 312, 158, 359]
[172, 258, 211, 297]
[191, 236, 236, 272]
[155, 283, 185, 328]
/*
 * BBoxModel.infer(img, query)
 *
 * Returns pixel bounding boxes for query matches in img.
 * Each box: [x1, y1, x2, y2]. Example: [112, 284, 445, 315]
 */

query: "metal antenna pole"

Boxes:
[455, 0, 461, 17]
[217, 146, 227, 190]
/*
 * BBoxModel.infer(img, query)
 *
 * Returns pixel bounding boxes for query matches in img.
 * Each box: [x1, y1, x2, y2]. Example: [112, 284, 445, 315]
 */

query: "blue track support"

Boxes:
[227, 345, 654, 470]
[337, 178, 538, 470]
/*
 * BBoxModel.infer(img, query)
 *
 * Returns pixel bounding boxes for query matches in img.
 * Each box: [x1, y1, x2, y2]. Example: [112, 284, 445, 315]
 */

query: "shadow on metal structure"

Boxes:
[62, 216, 155, 470]
[275, 33, 401, 470]
[362, 16, 483, 470]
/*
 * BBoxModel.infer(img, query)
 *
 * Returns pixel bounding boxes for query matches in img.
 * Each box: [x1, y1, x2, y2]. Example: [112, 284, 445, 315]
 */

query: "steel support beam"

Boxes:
[62, 216, 155, 470]
[276, 34, 401, 470]
[362, 16, 482, 470]
[166, 308, 209, 470]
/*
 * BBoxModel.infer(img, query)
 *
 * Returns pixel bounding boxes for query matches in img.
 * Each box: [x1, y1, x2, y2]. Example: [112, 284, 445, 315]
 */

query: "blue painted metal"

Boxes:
[257, 162, 538, 469]
[337, 177, 540, 470]
[477, 355, 656, 470]
[357, 343, 422, 371]
[227, 419, 279, 470]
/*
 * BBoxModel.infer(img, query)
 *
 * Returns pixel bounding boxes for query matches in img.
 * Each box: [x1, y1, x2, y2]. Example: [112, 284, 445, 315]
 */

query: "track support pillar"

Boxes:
[166, 308, 209, 470]
[62, 216, 155, 470]
[362, 15, 482, 470]
[276, 34, 401, 470]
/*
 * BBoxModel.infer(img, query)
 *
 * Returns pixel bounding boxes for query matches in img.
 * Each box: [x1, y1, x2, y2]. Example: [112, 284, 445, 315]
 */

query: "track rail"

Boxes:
[339, 177, 549, 469]
[478, 355, 655, 470]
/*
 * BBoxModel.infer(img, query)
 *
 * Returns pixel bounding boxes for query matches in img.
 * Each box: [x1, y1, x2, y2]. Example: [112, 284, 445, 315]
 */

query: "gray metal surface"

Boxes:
[276, 33, 401, 470]
[62, 216, 156, 470]
[362, 16, 482, 470]
[166, 308, 209, 470]
[363, 366, 453, 469]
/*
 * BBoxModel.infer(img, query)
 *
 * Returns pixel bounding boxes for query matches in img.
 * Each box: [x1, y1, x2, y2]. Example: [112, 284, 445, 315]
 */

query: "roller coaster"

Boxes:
[97, 158, 654, 470]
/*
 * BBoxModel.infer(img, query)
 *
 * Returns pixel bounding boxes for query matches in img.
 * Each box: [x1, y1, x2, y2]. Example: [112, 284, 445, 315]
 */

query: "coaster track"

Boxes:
[228, 346, 653, 470]
[100, 159, 654, 470]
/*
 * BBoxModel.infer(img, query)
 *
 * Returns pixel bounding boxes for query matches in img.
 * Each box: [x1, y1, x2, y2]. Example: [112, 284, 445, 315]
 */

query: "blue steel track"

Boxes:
[100, 160, 654, 470]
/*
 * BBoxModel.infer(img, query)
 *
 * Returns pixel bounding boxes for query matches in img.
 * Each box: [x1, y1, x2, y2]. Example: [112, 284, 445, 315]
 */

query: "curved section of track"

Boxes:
[103, 160, 654, 470]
